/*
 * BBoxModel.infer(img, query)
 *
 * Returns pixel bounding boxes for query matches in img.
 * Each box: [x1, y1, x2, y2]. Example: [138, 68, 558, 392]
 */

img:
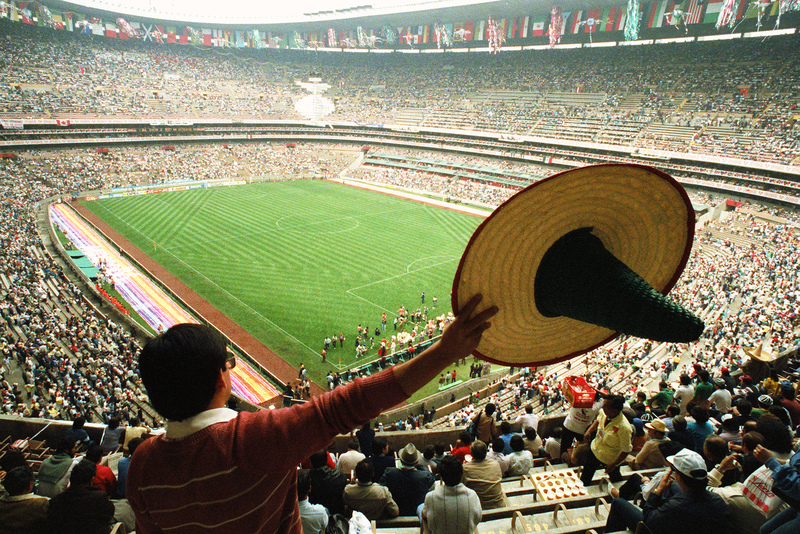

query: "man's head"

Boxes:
[525, 405, 533, 414]
[355, 459, 374, 484]
[72, 415, 86, 429]
[524, 427, 538, 441]
[2, 466, 35, 496]
[510, 434, 525, 453]
[491, 437, 505, 454]
[458, 431, 473, 446]
[309, 451, 329, 469]
[742, 431, 765, 454]
[644, 419, 667, 438]
[485, 403, 496, 416]
[470, 440, 488, 461]
[347, 440, 360, 452]
[55, 436, 78, 457]
[438, 455, 463, 487]
[372, 437, 389, 456]
[399, 443, 420, 467]
[602, 395, 625, 418]
[86, 444, 104, 464]
[139, 324, 230, 421]
[70, 459, 97, 487]
[500, 421, 511, 435]
[666, 449, 708, 492]
[666, 404, 680, 417]
[297, 469, 312, 500]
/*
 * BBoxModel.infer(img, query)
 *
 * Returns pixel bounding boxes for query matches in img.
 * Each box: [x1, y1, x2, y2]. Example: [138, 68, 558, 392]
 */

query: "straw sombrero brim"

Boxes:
[452, 164, 694, 367]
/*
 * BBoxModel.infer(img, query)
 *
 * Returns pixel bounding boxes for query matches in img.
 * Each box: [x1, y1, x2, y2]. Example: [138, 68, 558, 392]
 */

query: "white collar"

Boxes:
[165, 408, 237, 440]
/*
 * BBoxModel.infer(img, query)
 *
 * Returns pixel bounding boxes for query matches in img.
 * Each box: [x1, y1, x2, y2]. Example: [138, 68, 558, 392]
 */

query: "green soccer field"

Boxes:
[80, 180, 490, 392]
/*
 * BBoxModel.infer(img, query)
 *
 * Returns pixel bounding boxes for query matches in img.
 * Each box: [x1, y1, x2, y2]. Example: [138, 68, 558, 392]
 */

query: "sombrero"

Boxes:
[452, 163, 704, 367]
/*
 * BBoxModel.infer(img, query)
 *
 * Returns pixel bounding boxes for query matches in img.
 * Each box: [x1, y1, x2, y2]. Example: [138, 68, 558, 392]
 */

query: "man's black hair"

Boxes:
[86, 444, 104, 464]
[605, 395, 625, 412]
[139, 323, 228, 421]
[510, 434, 525, 452]
[310, 451, 329, 469]
[458, 430, 473, 445]
[72, 416, 86, 429]
[2, 465, 34, 496]
[70, 459, 97, 486]
[500, 421, 511, 435]
[355, 459, 374, 483]
[372, 436, 388, 456]
[56, 436, 77, 455]
[524, 427, 537, 440]
[438, 455, 463, 486]
[297, 469, 311, 499]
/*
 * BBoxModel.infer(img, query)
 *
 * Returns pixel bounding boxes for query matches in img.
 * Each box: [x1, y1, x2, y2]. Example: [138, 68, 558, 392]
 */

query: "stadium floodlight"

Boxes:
[743, 28, 796, 38]
[654, 37, 694, 44]
[697, 33, 741, 41]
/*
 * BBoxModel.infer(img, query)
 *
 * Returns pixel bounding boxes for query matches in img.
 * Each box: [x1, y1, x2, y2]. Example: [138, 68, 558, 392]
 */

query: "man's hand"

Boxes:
[440, 294, 498, 361]
[654, 469, 673, 496]
[754, 444, 774, 464]
[718, 454, 740, 472]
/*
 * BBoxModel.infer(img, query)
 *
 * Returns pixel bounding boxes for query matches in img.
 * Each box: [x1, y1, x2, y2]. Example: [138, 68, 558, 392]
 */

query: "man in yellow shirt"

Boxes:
[581, 395, 632, 486]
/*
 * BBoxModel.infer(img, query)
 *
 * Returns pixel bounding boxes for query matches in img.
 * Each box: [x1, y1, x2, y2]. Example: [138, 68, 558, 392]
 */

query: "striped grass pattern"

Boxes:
[81, 180, 484, 386]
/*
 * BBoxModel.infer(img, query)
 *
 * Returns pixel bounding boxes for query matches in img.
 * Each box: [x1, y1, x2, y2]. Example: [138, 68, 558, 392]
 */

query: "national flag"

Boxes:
[532, 14, 547, 36]
[616, 7, 628, 30]
[684, 0, 704, 24]
[179, 27, 189, 44]
[477, 20, 486, 40]
[648, 0, 672, 28]
[520, 16, 530, 38]
[560, 11, 571, 36]
[570, 11, 584, 33]
[703, 0, 724, 23]
[585, 8, 602, 31]
[463, 21, 474, 40]
[51, 14, 65, 30]
[56, 119, 70, 126]
[737, 0, 749, 19]
[105, 22, 118, 38]
[743, 0, 760, 18]
[202, 28, 212, 46]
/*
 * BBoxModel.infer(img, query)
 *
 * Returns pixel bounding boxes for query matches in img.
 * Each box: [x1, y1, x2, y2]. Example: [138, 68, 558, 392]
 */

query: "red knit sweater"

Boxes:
[127, 368, 407, 533]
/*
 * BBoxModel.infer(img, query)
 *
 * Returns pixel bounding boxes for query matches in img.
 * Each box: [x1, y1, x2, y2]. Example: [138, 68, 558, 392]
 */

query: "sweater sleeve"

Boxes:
[765, 452, 800, 502]
[236, 366, 408, 468]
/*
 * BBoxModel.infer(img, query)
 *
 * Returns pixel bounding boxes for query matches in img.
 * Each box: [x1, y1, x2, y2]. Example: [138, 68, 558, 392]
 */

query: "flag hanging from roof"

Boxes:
[624, 0, 641, 39]
[716, 0, 737, 27]
[531, 14, 547, 36]
[683, 0, 703, 24]
[703, 0, 725, 23]
[585, 8, 602, 31]
[549, 6, 563, 47]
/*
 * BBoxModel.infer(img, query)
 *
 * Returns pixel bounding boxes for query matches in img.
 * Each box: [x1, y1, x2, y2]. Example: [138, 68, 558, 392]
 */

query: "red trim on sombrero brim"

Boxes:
[451, 163, 696, 367]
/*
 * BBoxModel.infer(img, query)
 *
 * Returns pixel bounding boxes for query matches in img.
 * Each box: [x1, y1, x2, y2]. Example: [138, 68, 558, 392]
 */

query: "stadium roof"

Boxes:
[50, 0, 616, 28]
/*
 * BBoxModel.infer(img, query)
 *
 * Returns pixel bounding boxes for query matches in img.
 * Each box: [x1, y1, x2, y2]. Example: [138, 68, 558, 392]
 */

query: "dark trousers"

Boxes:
[580, 447, 622, 486]
[560, 427, 583, 457]
[605, 498, 644, 532]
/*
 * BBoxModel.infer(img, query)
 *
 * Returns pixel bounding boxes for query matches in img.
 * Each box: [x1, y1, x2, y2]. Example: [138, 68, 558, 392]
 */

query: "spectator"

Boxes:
[126, 302, 495, 533]
[675, 374, 694, 415]
[472, 403, 498, 443]
[37, 437, 80, 498]
[604, 449, 731, 533]
[709, 378, 732, 417]
[99, 416, 124, 454]
[356, 423, 375, 458]
[580, 395, 633, 486]
[121, 416, 149, 453]
[308, 450, 348, 516]
[661, 404, 681, 432]
[46, 459, 116, 534]
[370, 437, 395, 482]
[337, 440, 366, 479]
[421, 455, 481, 534]
[461, 440, 508, 509]
[487, 437, 509, 474]
[450, 431, 473, 463]
[515, 404, 539, 432]
[86, 444, 116, 497]
[522, 426, 542, 457]
[687, 405, 714, 452]
[380, 443, 435, 517]
[419, 445, 438, 472]
[544, 428, 562, 461]
[297, 469, 328, 534]
[754, 443, 800, 534]
[63, 415, 92, 451]
[505, 434, 534, 477]
[648, 381, 674, 415]
[0, 465, 49, 534]
[778, 383, 800, 428]
[498, 422, 515, 455]
[668, 415, 695, 451]
[756, 414, 795, 460]
[115, 437, 144, 499]
[560, 398, 601, 457]
[629, 419, 669, 470]
[343, 459, 399, 520]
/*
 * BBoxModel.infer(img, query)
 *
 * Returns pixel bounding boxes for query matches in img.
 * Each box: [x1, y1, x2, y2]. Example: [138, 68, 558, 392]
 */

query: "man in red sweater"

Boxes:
[127, 294, 495, 533]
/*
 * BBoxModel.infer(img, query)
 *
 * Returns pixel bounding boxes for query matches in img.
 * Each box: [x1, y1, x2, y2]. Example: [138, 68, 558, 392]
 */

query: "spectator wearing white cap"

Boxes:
[604, 448, 731, 533]
[709, 378, 732, 417]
